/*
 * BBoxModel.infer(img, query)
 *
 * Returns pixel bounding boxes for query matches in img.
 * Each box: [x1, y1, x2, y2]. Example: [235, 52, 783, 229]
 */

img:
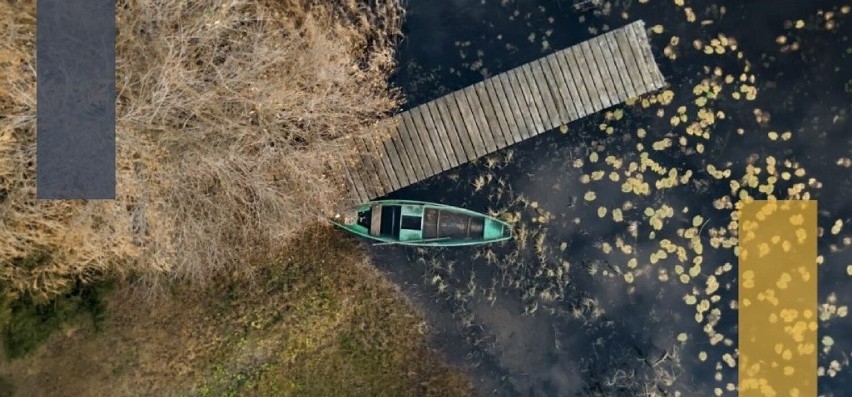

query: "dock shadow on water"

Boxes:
[368, 0, 850, 396]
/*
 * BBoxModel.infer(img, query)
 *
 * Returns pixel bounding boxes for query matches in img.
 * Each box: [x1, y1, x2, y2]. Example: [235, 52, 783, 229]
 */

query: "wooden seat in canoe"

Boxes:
[369, 204, 382, 236]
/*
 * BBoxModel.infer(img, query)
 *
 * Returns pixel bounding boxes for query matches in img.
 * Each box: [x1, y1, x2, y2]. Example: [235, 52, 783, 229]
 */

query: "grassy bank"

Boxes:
[0, 1, 474, 394]
[1, 0, 402, 297]
[0, 226, 472, 396]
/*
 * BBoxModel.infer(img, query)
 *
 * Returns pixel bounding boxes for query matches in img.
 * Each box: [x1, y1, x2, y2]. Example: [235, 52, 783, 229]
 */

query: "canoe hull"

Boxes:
[331, 200, 513, 247]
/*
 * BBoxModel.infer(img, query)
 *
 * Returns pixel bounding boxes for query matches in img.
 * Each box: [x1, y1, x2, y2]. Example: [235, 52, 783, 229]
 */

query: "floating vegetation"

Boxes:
[391, 0, 850, 394]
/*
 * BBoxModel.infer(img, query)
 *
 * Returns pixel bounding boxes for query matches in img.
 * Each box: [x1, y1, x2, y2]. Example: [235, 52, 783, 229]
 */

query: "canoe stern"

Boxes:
[483, 218, 511, 241]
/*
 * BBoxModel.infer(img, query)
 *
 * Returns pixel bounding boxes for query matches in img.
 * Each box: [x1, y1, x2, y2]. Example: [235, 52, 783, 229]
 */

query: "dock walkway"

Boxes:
[341, 20, 666, 202]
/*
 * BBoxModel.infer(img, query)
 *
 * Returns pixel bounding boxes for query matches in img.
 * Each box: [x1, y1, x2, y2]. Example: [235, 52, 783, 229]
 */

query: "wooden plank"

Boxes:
[366, 134, 400, 191]
[641, 22, 664, 88]
[542, 54, 577, 123]
[507, 70, 534, 138]
[519, 64, 549, 131]
[497, 75, 524, 144]
[345, 141, 379, 201]
[401, 111, 437, 178]
[443, 93, 478, 161]
[473, 82, 508, 149]
[403, 112, 436, 178]
[604, 32, 638, 100]
[464, 86, 500, 153]
[532, 58, 568, 127]
[446, 93, 475, 160]
[339, 154, 367, 203]
[554, 50, 590, 118]
[396, 115, 427, 182]
[363, 136, 399, 193]
[409, 107, 445, 173]
[424, 103, 456, 170]
[353, 136, 387, 198]
[468, 81, 506, 148]
[500, 72, 534, 141]
[372, 134, 402, 191]
[603, 31, 637, 98]
[388, 122, 418, 185]
[411, 108, 444, 176]
[579, 41, 611, 109]
[630, 22, 665, 89]
[434, 97, 473, 163]
[594, 35, 628, 104]
[422, 101, 458, 169]
[344, 168, 367, 203]
[379, 123, 411, 189]
[362, 135, 394, 194]
[579, 41, 613, 109]
[452, 90, 488, 157]
[513, 67, 545, 136]
[440, 94, 477, 162]
[623, 23, 656, 90]
[588, 38, 620, 106]
[391, 118, 422, 184]
[528, 60, 560, 130]
[564, 47, 600, 114]
[346, 137, 379, 201]
[369, 204, 381, 236]
[462, 86, 498, 153]
[482, 77, 515, 145]
[520, 64, 553, 132]
[603, 34, 631, 102]
[486, 77, 520, 145]
[613, 27, 647, 97]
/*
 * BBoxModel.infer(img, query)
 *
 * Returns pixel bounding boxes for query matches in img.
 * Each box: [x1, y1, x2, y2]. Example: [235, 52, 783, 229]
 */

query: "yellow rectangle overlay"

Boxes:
[739, 200, 817, 397]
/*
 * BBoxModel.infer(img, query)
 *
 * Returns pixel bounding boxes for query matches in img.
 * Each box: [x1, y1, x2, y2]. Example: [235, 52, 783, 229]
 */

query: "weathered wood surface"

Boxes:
[341, 20, 665, 203]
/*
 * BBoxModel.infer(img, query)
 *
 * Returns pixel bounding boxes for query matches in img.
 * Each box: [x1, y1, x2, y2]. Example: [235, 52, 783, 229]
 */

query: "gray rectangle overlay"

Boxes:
[37, 0, 115, 199]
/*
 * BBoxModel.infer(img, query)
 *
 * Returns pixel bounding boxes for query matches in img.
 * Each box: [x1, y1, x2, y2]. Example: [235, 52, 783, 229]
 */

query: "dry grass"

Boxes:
[0, 0, 404, 299]
[0, 225, 473, 396]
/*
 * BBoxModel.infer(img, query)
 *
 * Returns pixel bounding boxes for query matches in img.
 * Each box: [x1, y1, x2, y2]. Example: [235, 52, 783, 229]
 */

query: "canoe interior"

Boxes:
[336, 200, 512, 246]
[421, 208, 485, 240]
[356, 205, 401, 238]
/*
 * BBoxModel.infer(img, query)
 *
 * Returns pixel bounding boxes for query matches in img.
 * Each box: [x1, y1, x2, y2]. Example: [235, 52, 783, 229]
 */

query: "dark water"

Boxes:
[371, 0, 850, 395]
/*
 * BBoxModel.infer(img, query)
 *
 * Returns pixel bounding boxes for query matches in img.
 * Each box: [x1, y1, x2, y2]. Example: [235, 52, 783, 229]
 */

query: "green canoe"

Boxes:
[330, 199, 513, 246]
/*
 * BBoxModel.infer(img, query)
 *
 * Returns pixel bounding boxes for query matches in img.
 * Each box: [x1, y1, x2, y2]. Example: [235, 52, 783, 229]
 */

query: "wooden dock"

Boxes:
[340, 20, 666, 203]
